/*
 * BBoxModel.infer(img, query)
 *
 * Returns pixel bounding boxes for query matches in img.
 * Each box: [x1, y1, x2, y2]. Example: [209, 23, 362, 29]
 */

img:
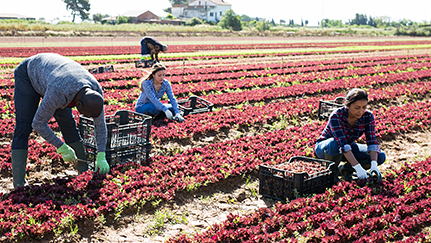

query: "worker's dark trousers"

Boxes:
[12, 60, 81, 151]
[140, 40, 149, 56]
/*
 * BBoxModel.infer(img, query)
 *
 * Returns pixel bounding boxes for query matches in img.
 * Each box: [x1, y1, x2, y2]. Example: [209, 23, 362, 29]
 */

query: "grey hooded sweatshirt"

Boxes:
[26, 53, 107, 152]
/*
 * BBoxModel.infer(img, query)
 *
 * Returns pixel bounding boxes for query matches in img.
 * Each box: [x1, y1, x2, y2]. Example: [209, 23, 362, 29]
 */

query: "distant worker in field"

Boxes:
[12, 53, 110, 189]
[135, 63, 184, 123]
[314, 88, 386, 182]
[140, 36, 168, 63]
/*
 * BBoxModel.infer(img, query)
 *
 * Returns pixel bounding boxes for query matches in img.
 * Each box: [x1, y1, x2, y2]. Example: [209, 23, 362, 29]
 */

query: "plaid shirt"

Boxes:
[317, 107, 380, 154]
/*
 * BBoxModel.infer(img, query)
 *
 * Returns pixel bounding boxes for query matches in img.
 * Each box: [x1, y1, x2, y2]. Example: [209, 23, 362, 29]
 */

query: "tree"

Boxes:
[241, 15, 253, 23]
[349, 13, 368, 26]
[305, 20, 309, 26]
[289, 19, 294, 26]
[368, 16, 376, 27]
[280, 19, 286, 25]
[92, 13, 103, 23]
[218, 9, 242, 31]
[321, 19, 344, 28]
[185, 17, 203, 26]
[374, 16, 391, 28]
[117, 15, 129, 24]
[256, 19, 270, 32]
[166, 13, 176, 20]
[62, 0, 91, 22]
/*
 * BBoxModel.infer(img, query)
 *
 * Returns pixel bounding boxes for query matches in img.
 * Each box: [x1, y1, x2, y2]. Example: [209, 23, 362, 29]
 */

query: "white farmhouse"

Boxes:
[172, 0, 231, 23]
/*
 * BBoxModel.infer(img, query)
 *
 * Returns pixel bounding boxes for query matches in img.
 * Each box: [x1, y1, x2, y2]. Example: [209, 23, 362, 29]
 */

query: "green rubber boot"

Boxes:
[324, 151, 342, 183]
[68, 141, 88, 174]
[11, 149, 28, 189]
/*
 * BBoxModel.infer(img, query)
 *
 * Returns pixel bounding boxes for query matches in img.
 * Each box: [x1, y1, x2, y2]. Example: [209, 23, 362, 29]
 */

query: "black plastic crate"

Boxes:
[176, 95, 214, 116]
[135, 59, 154, 68]
[259, 156, 334, 201]
[79, 110, 152, 169]
[88, 65, 114, 74]
[83, 144, 151, 171]
[318, 96, 344, 120]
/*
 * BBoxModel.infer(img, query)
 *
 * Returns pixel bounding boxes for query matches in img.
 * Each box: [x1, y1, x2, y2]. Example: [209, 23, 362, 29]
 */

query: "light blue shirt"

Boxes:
[135, 78, 180, 114]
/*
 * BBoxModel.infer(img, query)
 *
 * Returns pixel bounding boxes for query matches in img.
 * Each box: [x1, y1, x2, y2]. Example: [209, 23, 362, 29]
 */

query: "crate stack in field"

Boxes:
[79, 110, 152, 169]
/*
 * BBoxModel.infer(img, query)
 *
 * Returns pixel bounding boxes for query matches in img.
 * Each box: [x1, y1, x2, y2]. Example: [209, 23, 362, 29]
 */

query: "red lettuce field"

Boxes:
[0, 36, 430, 242]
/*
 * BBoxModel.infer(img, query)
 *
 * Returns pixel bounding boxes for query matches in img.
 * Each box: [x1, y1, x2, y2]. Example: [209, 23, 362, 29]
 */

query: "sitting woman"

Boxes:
[135, 63, 184, 122]
[314, 88, 386, 181]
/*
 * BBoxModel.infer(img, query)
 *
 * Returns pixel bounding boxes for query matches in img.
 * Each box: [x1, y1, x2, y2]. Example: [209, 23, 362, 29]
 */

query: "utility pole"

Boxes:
[205, 0, 208, 22]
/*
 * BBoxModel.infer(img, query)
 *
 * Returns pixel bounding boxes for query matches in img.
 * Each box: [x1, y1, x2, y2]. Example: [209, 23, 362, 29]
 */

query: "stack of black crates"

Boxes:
[79, 110, 152, 169]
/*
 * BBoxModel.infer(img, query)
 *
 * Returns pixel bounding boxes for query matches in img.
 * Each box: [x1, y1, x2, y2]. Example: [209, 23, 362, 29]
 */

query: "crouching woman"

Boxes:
[135, 63, 184, 122]
[314, 88, 386, 181]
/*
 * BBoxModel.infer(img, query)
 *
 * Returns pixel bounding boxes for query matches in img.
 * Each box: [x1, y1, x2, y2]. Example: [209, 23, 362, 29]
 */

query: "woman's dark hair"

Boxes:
[345, 88, 368, 106]
[139, 63, 166, 92]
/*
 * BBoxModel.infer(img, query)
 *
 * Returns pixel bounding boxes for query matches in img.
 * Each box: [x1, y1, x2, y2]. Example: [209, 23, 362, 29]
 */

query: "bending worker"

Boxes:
[140, 36, 168, 63]
[314, 88, 386, 181]
[12, 53, 110, 189]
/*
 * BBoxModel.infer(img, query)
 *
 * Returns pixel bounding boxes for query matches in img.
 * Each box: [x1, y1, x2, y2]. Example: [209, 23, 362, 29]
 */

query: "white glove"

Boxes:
[370, 160, 382, 178]
[353, 163, 368, 179]
[175, 113, 184, 123]
[164, 110, 173, 120]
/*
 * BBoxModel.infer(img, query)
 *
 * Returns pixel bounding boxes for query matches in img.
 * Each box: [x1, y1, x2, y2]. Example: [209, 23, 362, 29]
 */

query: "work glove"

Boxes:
[164, 109, 173, 120]
[95, 152, 110, 175]
[57, 143, 77, 163]
[370, 160, 382, 178]
[174, 113, 184, 123]
[353, 163, 368, 179]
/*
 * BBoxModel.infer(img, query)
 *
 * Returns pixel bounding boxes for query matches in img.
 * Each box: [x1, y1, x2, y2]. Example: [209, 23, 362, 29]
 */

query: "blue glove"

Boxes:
[57, 143, 77, 163]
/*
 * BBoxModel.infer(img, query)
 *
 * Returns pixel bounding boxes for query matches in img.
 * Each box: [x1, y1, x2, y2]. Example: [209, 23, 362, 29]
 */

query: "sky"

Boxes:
[1, 0, 430, 26]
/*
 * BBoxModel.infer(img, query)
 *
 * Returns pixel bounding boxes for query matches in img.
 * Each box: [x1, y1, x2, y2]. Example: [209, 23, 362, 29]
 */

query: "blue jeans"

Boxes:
[135, 102, 175, 116]
[12, 60, 81, 150]
[314, 138, 386, 165]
